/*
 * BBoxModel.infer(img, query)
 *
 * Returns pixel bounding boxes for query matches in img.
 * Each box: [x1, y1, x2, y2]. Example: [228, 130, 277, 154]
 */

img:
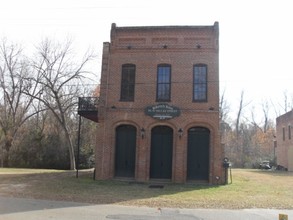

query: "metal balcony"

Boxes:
[78, 97, 99, 122]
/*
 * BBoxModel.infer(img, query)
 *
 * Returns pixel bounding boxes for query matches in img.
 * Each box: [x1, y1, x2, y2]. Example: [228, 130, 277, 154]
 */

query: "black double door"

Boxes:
[187, 127, 210, 181]
[150, 126, 173, 179]
[115, 125, 136, 178]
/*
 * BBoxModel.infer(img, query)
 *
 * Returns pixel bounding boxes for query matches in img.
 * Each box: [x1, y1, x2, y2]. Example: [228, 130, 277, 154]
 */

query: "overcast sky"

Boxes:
[1, 0, 293, 120]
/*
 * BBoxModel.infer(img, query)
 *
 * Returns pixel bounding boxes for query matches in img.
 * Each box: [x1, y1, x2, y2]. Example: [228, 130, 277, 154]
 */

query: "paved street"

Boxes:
[0, 196, 292, 220]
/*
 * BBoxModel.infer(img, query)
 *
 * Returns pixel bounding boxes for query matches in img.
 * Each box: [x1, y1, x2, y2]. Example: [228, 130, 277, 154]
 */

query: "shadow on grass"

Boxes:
[0, 169, 222, 206]
[69, 170, 223, 206]
[2, 168, 293, 211]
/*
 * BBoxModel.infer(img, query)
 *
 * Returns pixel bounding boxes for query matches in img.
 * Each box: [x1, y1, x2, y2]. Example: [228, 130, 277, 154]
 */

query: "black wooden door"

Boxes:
[187, 127, 210, 180]
[115, 125, 136, 177]
[150, 126, 173, 179]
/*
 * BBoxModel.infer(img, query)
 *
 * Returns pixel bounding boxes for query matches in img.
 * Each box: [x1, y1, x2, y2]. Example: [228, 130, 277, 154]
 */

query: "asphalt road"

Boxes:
[0, 196, 292, 220]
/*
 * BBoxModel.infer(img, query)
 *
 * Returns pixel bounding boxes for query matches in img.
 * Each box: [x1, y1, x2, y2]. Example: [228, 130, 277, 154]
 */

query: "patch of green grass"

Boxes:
[0, 168, 64, 174]
[0, 168, 292, 209]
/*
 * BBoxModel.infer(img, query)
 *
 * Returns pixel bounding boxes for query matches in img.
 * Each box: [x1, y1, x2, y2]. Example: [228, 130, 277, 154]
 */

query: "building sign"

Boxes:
[145, 103, 181, 120]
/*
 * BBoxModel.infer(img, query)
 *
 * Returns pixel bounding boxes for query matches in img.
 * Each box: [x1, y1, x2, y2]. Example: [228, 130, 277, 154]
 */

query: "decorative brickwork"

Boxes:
[95, 22, 225, 184]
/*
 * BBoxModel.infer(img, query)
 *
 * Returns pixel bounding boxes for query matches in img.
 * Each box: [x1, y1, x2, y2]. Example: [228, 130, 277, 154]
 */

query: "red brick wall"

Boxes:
[95, 22, 225, 184]
[276, 110, 293, 171]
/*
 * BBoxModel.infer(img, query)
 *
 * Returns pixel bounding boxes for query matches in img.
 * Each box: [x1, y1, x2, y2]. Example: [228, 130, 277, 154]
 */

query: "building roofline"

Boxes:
[111, 22, 219, 31]
[110, 22, 219, 42]
[277, 109, 293, 121]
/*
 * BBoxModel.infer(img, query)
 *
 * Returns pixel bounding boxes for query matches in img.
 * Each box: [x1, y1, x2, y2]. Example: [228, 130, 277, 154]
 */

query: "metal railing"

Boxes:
[78, 97, 99, 111]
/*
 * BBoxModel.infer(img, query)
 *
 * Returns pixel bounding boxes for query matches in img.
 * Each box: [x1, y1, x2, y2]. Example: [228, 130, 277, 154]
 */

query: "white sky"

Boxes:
[1, 0, 293, 120]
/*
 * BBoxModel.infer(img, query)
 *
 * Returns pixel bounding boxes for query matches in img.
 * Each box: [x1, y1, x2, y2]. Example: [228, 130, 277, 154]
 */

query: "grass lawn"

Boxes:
[0, 168, 292, 209]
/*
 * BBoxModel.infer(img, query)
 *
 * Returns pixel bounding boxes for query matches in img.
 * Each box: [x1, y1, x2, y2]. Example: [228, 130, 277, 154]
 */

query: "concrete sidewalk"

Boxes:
[0, 196, 292, 220]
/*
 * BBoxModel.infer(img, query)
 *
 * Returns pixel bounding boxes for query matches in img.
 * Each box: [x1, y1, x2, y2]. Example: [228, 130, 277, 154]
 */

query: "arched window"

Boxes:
[193, 64, 207, 102]
[120, 64, 135, 101]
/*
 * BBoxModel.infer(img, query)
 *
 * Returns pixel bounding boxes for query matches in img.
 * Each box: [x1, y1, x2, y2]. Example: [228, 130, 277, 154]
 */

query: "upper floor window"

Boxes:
[157, 64, 171, 102]
[193, 64, 207, 102]
[120, 64, 135, 101]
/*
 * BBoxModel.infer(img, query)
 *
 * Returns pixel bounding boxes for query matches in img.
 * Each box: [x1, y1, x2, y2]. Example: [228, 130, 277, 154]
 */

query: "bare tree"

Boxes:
[249, 100, 270, 133]
[282, 90, 289, 113]
[219, 89, 230, 123]
[236, 91, 247, 136]
[27, 39, 95, 170]
[261, 100, 270, 133]
[0, 40, 39, 167]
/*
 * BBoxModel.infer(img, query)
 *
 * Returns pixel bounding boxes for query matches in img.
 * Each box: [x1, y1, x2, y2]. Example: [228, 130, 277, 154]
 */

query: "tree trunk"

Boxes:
[63, 125, 76, 170]
[3, 137, 12, 167]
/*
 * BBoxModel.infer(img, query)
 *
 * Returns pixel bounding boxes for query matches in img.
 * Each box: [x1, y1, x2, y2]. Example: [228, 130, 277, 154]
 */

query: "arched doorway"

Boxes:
[115, 125, 136, 177]
[150, 126, 173, 179]
[187, 127, 210, 181]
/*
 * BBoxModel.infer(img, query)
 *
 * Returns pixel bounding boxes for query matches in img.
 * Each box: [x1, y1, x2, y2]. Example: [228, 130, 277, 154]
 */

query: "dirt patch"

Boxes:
[0, 183, 28, 196]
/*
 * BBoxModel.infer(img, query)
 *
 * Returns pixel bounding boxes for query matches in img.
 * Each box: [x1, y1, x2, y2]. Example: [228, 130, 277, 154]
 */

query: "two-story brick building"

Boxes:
[95, 22, 225, 184]
[276, 110, 293, 171]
